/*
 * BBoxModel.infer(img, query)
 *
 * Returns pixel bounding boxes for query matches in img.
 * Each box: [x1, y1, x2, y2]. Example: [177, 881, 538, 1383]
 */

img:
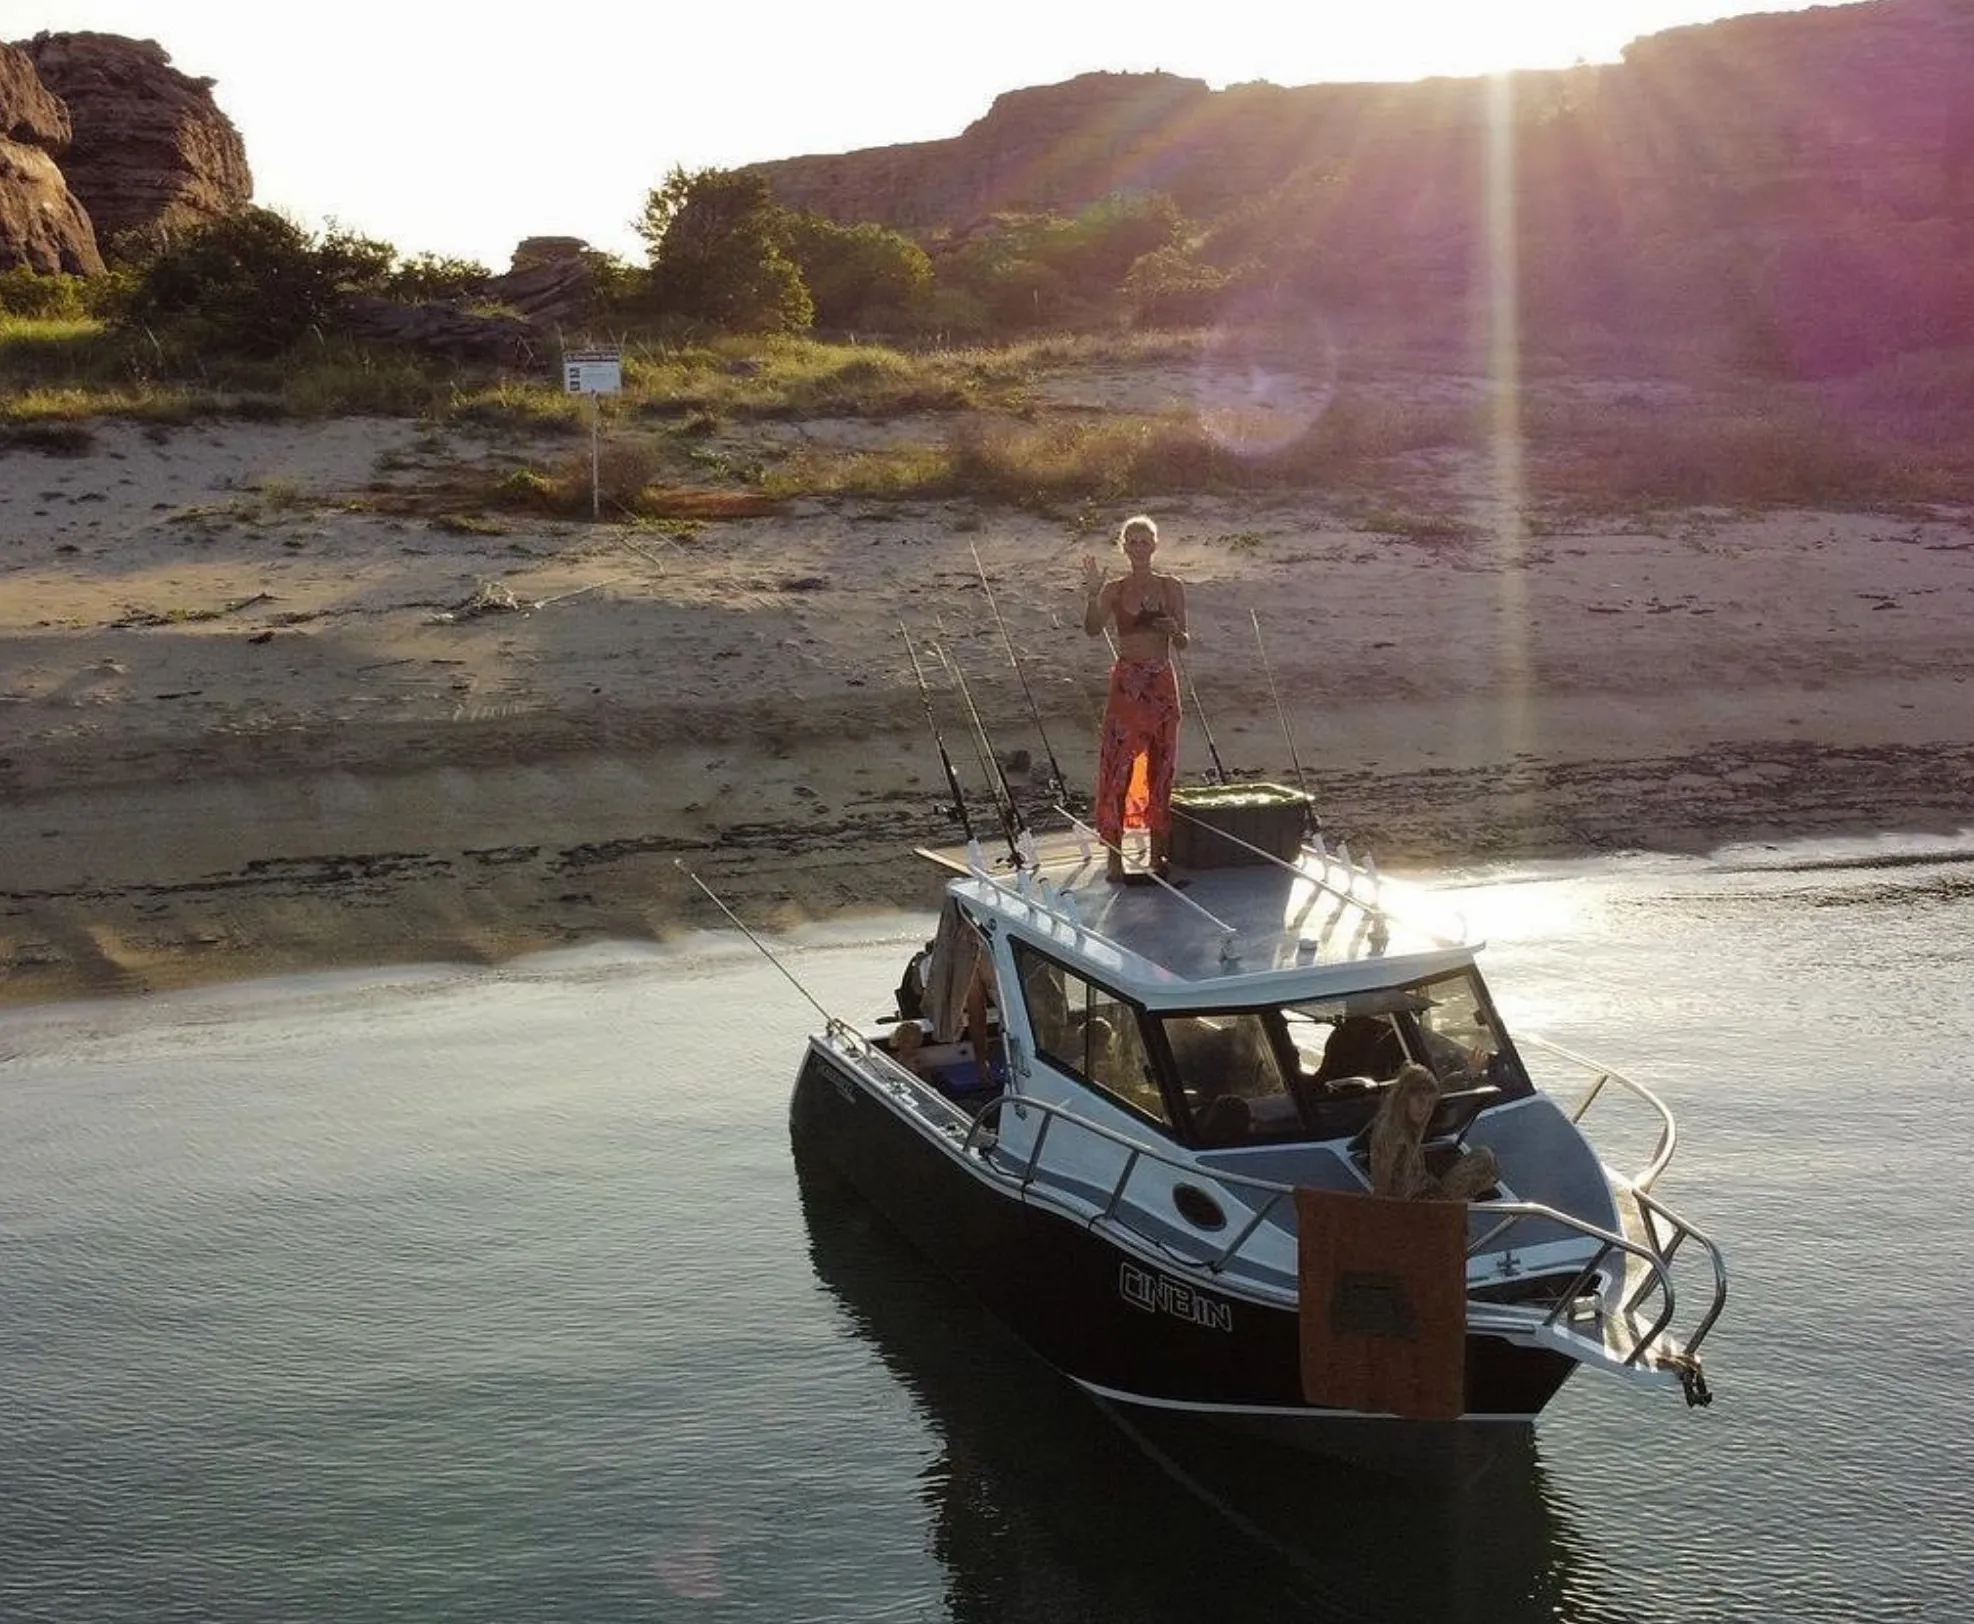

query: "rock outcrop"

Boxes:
[0, 40, 101, 273]
[342, 294, 545, 368]
[1607, 0, 1974, 220]
[15, 31, 251, 257]
[491, 237, 596, 325]
[756, 72, 1225, 231]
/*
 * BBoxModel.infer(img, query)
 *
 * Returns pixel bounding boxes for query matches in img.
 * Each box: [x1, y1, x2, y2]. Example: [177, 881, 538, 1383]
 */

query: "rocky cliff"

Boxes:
[750, 0, 1974, 372]
[755, 68, 1514, 233]
[751, 0, 1974, 239]
[0, 39, 101, 274]
[14, 31, 251, 257]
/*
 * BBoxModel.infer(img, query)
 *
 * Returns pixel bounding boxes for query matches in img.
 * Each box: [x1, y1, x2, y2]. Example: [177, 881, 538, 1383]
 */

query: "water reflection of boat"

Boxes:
[790, 823, 1727, 1454]
[796, 1152, 1611, 1624]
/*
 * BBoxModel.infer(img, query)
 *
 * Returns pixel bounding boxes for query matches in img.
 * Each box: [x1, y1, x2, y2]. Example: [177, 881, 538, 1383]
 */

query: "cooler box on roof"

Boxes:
[1169, 782, 1313, 868]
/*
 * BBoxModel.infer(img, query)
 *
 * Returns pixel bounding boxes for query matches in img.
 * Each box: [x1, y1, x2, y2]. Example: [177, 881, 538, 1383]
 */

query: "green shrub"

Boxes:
[0, 268, 91, 320]
[1123, 248, 1233, 329]
[117, 209, 351, 356]
[382, 252, 493, 303]
[785, 214, 932, 332]
[494, 467, 556, 505]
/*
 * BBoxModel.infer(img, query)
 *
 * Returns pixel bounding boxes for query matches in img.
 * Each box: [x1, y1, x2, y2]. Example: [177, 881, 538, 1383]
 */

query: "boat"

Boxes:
[787, 793, 1727, 1456]
[794, 1147, 1591, 1612]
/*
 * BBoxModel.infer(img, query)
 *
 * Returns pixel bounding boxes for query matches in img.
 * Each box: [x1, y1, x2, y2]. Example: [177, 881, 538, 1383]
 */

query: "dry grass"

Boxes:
[4, 311, 1971, 514]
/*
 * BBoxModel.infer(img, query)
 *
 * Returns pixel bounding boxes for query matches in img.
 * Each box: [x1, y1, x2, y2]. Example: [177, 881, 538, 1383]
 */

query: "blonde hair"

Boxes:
[1117, 514, 1158, 551]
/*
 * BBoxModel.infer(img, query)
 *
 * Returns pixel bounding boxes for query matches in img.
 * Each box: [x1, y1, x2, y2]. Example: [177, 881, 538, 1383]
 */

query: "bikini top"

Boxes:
[1123, 593, 1167, 630]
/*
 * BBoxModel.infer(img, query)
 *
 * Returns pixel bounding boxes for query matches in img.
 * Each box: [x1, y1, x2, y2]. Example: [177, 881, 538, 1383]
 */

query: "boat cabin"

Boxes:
[886, 832, 1533, 1158]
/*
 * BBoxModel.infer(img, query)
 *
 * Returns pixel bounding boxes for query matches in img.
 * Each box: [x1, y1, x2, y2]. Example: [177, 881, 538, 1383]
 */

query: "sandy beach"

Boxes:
[4, 372, 1972, 1008]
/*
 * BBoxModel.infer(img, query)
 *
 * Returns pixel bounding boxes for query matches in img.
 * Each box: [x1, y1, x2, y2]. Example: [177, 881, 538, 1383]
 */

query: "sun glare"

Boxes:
[1260, 5, 1677, 84]
[1447, 875, 1588, 946]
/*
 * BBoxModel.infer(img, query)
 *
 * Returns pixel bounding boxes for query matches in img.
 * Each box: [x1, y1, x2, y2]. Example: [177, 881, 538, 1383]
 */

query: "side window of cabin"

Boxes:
[1019, 952, 1075, 1058]
[1015, 947, 1169, 1126]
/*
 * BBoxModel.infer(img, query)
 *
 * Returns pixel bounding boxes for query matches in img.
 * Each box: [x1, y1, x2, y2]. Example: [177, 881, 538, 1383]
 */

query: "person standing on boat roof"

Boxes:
[1082, 514, 1189, 883]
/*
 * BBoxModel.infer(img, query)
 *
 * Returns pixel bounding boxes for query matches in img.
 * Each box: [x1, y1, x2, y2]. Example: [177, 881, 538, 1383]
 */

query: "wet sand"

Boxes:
[3, 411, 1971, 1007]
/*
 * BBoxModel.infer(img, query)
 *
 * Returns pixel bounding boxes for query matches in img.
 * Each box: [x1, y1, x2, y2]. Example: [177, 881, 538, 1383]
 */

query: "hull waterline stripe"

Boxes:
[1069, 1377, 1536, 1424]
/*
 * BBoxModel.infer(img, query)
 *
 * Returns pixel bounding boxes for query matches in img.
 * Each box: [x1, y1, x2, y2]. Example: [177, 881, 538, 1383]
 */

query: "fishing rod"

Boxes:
[969, 541, 1071, 806]
[900, 619, 985, 868]
[1176, 652, 1230, 785]
[675, 860, 856, 1041]
[1250, 609, 1310, 797]
[934, 632, 1030, 869]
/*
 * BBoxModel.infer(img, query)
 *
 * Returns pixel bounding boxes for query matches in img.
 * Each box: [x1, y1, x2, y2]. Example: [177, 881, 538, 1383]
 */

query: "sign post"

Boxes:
[562, 347, 624, 520]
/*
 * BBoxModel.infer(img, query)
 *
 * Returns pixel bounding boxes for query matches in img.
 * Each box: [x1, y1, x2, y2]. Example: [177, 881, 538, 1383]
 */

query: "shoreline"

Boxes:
[5, 725, 1971, 1012]
[5, 410, 1973, 1013]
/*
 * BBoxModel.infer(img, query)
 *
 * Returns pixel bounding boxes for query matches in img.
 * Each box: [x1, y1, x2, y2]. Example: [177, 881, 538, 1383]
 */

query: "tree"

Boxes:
[1122, 246, 1234, 329]
[934, 195, 1194, 333]
[783, 214, 931, 330]
[634, 165, 813, 333]
[1051, 193, 1188, 302]
[939, 215, 1075, 329]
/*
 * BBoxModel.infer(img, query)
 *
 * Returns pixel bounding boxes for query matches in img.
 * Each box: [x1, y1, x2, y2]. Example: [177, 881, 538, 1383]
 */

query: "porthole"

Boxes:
[1173, 1183, 1226, 1231]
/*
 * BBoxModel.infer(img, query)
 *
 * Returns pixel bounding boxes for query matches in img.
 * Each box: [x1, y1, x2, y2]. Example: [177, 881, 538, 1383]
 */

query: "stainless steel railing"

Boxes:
[1518, 1034, 1678, 1193]
[944, 1082, 1724, 1378]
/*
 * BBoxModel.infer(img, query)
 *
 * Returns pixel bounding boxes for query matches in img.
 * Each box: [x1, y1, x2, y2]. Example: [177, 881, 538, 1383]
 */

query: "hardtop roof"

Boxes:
[930, 830, 1481, 1012]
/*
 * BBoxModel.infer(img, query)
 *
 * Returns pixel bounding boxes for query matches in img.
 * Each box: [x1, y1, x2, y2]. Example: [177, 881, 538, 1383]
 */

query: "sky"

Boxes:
[4, 0, 1849, 269]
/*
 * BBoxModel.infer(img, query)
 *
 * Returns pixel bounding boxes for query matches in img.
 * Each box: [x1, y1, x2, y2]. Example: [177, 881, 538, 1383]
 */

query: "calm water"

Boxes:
[3, 836, 1972, 1623]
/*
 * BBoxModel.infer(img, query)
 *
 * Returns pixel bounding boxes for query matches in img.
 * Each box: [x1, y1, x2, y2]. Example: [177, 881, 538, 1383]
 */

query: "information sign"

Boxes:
[563, 348, 623, 395]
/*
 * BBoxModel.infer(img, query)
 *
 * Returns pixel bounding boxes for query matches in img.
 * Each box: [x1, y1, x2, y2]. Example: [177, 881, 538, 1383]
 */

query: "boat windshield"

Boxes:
[1012, 943, 1532, 1148]
[1156, 967, 1533, 1148]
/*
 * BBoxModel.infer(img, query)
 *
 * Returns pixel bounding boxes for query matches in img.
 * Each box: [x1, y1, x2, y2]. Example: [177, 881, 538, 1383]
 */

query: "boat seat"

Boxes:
[1346, 1084, 1502, 1160]
[1288, 1073, 1382, 1141]
[1312, 1017, 1405, 1086]
[1193, 1094, 1253, 1147]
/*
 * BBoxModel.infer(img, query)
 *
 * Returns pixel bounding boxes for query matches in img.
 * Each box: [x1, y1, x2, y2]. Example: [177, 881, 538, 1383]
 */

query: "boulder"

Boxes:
[15, 31, 251, 256]
[509, 235, 588, 269]
[0, 40, 101, 273]
[491, 236, 595, 324]
[342, 293, 547, 368]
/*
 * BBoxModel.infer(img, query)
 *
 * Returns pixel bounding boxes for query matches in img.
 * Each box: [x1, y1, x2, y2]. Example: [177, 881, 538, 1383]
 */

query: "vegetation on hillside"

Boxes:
[3, 158, 1974, 518]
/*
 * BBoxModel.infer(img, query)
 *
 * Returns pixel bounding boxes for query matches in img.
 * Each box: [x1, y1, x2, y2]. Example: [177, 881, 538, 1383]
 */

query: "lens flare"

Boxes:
[1191, 308, 1341, 459]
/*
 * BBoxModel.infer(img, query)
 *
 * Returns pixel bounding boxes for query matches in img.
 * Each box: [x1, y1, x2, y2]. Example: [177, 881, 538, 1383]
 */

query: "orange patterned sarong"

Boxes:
[1095, 658, 1181, 845]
